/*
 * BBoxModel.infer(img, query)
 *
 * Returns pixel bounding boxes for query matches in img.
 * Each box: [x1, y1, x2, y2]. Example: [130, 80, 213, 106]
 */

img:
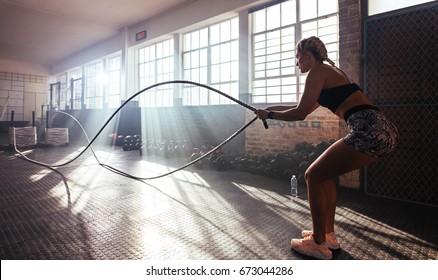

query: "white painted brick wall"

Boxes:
[0, 72, 48, 122]
[0, 80, 12, 91]
[25, 82, 46, 93]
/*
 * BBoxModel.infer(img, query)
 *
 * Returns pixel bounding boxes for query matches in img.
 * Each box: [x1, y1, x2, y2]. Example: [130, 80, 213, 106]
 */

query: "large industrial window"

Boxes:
[68, 68, 83, 110]
[51, 52, 121, 110]
[251, 0, 338, 104]
[138, 38, 174, 107]
[51, 74, 67, 110]
[84, 61, 105, 109]
[107, 55, 121, 108]
[182, 17, 239, 105]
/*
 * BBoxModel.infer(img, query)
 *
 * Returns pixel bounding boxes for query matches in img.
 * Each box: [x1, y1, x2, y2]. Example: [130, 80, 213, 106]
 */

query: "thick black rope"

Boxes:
[12, 80, 264, 180]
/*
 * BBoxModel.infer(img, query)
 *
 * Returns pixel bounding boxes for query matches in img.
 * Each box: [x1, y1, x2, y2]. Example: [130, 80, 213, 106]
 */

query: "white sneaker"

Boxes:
[301, 230, 340, 250]
[291, 235, 332, 260]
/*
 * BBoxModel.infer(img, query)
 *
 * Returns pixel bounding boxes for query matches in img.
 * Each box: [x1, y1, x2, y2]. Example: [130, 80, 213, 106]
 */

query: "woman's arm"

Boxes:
[256, 67, 325, 121]
[266, 105, 297, 111]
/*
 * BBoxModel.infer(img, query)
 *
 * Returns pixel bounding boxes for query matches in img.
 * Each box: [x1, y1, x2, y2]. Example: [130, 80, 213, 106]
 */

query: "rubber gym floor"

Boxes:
[1, 143, 437, 260]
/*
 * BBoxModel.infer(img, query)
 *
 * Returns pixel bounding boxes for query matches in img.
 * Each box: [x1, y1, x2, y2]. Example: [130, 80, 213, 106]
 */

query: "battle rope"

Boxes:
[12, 80, 265, 180]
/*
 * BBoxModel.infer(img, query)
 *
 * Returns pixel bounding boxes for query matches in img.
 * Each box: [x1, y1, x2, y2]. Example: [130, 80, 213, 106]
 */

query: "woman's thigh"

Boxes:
[306, 139, 378, 184]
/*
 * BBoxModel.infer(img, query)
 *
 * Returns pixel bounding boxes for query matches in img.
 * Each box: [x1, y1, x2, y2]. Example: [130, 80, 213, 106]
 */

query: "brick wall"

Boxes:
[0, 72, 48, 122]
[338, 0, 362, 189]
[245, 107, 339, 156]
[339, 0, 362, 83]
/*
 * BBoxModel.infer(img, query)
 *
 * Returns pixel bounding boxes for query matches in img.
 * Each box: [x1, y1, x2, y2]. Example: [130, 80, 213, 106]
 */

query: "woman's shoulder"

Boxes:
[309, 64, 336, 75]
[315, 64, 351, 86]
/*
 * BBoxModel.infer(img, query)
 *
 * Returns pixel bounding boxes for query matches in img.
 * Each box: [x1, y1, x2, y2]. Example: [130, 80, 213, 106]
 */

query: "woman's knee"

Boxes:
[305, 165, 329, 186]
[305, 166, 319, 186]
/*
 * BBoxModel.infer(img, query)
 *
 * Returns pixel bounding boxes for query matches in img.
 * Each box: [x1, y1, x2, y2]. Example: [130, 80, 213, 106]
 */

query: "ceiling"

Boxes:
[0, 0, 189, 66]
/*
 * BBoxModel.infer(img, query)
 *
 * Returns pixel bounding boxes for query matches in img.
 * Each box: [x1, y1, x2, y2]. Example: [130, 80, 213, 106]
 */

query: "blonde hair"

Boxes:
[296, 36, 335, 67]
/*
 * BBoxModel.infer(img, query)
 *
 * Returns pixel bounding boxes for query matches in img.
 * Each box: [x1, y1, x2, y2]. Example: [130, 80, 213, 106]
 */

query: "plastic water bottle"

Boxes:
[290, 175, 298, 197]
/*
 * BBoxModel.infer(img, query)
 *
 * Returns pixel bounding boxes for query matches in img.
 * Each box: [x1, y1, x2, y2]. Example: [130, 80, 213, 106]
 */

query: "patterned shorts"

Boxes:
[343, 109, 399, 157]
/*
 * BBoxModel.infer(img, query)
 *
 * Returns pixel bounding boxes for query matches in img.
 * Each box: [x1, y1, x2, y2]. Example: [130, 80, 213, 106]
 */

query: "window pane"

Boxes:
[267, 69, 280, 77]
[302, 21, 318, 38]
[255, 63, 265, 72]
[200, 28, 209, 47]
[210, 24, 220, 45]
[282, 57, 294, 67]
[211, 45, 220, 64]
[319, 16, 338, 29]
[282, 0, 296, 25]
[184, 34, 191, 51]
[184, 53, 191, 69]
[200, 48, 208, 67]
[220, 63, 230, 82]
[254, 56, 266, 64]
[267, 4, 281, 30]
[231, 61, 238, 80]
[192, 30, 199, 49]
[157, 60, 163, 74]
[318, 0, 337, 16]
[200, 66, 208, 84]
[255, 70, 265, 79]
[231, 41, 239, 61]
[255, 41, 266, 50]
[211, 65, 220, 83]
[253, 9, 266, 33]
[156, 42, 163, 58]
[221, 43, 231, 62]
[149, 47, 156, 60]
[282, 26, 295, 37]
[191, 50, 199, 68]
[192, 68, 199, 82]
[302, 21, 317, 33]
[231, 18, 239, 39]
[300, 0, 317, 21]
[253, 95, 266, 103]
[267, 95, 280, 103]
[220, 20, 231, 42]
[255, 48, 266, 57]
[254, 33, 265, 43]
[139, 48, 145, 62]
[163, 57, 170, 73]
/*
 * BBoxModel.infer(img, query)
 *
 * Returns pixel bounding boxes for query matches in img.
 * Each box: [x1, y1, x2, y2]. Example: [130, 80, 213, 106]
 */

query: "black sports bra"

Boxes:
[318, 83, 362, 113]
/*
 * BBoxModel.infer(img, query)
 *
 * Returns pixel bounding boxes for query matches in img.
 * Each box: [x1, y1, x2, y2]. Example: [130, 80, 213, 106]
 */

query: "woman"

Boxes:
[255, 36, 398, 260]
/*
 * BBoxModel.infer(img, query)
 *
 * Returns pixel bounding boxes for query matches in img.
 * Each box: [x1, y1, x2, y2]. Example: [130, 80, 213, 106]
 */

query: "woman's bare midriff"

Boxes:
[334, 90, 373, 119]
